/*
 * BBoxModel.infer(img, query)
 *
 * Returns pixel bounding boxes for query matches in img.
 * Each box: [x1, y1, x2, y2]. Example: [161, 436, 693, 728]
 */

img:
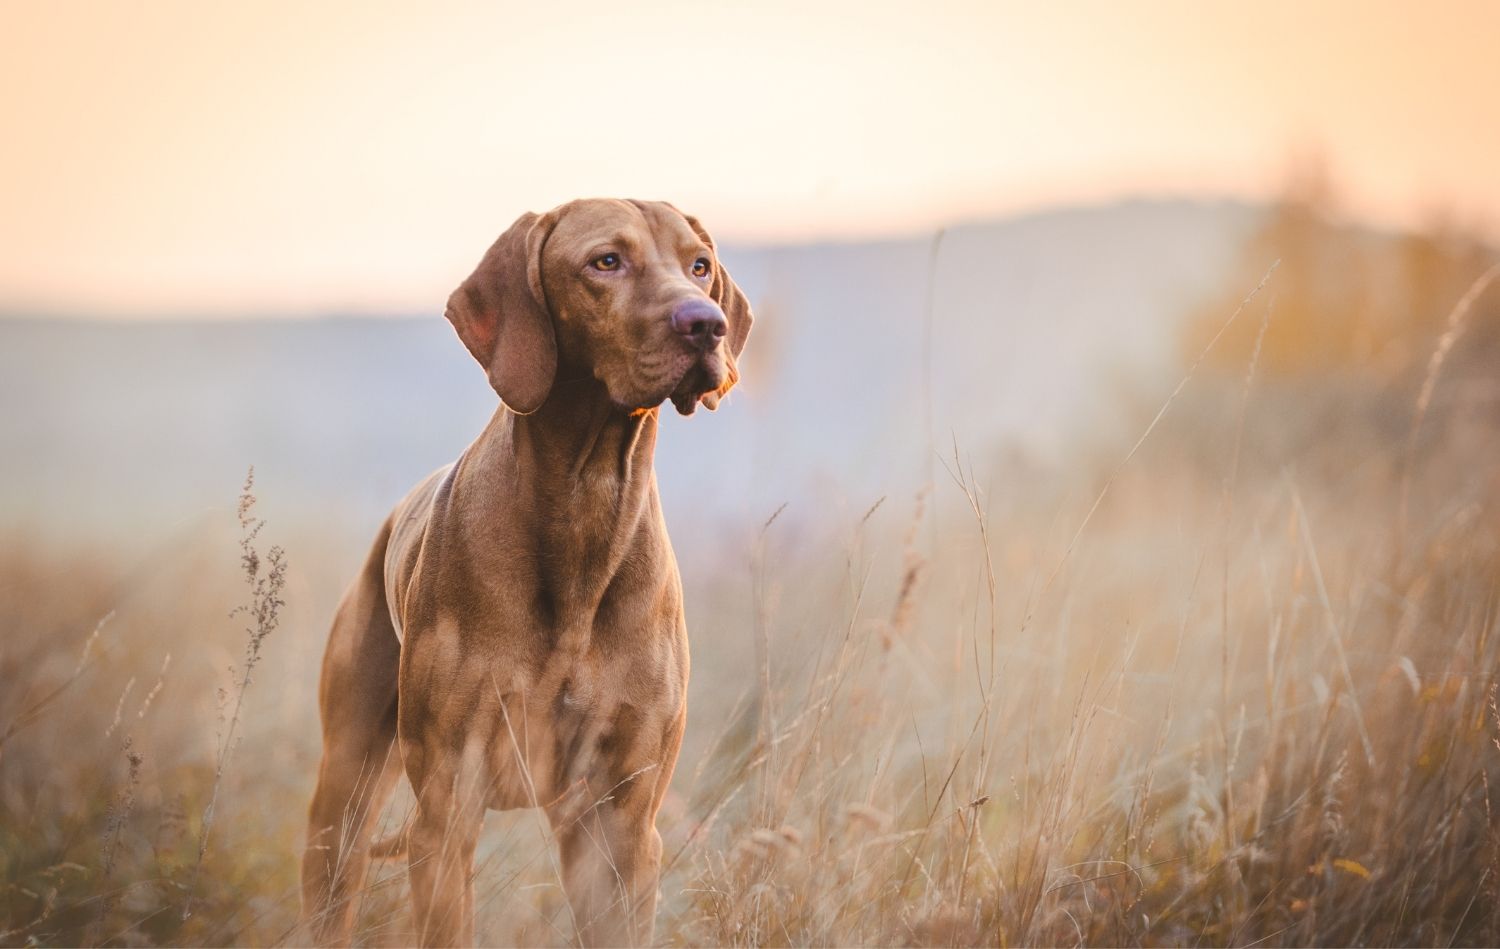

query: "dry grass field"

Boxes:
[4, 223, 1500, 946]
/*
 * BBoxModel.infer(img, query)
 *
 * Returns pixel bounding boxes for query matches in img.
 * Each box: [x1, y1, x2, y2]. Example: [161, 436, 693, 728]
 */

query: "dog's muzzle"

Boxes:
[669, 299, 727, 352]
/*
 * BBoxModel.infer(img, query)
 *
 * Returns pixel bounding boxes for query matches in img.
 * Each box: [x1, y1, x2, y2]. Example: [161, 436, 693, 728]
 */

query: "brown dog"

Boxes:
[299, 199, 752, 947]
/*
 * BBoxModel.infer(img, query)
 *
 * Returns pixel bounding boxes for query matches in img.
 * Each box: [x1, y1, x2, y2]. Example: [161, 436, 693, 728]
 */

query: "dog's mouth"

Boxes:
[666, 349, 732, 416]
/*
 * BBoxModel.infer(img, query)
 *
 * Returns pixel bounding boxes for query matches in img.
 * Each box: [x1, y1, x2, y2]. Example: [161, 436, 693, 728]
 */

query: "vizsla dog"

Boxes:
[299, 199, 752, 947]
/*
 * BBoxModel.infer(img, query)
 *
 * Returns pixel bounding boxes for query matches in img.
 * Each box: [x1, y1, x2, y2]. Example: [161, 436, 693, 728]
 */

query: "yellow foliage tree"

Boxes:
[1186, 162, 1499, 383]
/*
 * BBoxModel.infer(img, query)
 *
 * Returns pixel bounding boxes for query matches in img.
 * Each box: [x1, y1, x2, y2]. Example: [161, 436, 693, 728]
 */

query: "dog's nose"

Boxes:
[670, 299, 727, 349]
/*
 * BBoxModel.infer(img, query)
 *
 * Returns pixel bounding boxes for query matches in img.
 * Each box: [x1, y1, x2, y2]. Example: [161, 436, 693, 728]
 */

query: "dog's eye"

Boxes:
[691, 258, 711, 278]
[591, 253, 621, 272]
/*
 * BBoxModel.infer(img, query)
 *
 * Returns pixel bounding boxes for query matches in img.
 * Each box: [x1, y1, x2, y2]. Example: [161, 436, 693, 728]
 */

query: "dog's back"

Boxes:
[381, 463, 453, 643]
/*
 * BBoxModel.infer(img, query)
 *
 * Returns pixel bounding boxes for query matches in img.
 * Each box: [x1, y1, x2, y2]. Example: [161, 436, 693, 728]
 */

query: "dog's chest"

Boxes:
[478, 627, 684, 810]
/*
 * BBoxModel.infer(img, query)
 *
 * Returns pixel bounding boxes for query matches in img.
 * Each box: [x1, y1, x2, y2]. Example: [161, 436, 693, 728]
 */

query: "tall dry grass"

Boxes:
[3, 270, 1499, 946]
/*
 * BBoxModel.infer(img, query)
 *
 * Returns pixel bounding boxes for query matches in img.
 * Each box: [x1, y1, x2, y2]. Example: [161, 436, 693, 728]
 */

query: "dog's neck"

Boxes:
[462, 372, 662, 596]
[504, 373, 658, 493]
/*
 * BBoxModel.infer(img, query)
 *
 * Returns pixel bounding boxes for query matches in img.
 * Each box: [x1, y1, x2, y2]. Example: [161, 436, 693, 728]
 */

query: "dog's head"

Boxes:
[445, 198, 753, 416]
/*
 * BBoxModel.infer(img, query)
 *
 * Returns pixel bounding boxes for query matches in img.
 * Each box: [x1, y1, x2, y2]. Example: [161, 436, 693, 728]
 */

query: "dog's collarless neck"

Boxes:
[502, 380, 658, 489]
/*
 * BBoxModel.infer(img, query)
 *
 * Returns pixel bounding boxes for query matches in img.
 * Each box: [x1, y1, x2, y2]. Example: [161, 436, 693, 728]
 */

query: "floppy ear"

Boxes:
[444, 211, 558, 414]
[675, 208, 754, 409]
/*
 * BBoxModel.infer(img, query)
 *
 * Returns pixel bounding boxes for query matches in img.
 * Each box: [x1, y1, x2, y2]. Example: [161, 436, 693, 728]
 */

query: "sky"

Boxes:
[2, 0, 1498, 317]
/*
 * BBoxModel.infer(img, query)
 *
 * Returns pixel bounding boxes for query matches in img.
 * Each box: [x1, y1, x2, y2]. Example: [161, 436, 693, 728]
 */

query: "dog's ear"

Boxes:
[444, 211, 558, 415]
[674, 207, 754, 410]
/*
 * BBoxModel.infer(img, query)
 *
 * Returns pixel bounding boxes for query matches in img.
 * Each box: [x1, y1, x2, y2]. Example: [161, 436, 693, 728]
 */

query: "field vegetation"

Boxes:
[4, 185, 1500, 946]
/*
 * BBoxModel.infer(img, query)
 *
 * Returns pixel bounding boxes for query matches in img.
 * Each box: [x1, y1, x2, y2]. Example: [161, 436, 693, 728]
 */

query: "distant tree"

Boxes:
[1184, 160, 1500, 386]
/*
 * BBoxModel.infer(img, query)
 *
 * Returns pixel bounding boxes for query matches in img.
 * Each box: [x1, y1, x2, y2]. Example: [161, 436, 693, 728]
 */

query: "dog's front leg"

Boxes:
[551, 708, 684, 948]
[553, 795, 663, 948]
[404, 741, 486, 948]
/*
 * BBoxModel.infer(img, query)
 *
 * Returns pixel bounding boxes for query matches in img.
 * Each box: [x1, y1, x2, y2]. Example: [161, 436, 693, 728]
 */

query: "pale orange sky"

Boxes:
[2, 0, 1497, 317]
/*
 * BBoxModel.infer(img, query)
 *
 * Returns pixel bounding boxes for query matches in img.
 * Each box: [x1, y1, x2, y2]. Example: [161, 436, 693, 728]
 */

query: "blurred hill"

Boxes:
[0, 199, 1262, 560]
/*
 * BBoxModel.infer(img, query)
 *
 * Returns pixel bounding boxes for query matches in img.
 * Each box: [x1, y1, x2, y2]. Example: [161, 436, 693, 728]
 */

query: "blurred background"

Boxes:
[4, 2, 1500, 946]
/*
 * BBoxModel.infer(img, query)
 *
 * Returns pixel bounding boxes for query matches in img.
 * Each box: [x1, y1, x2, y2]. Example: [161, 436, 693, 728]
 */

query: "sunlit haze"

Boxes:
[3, 0, 1497, 316]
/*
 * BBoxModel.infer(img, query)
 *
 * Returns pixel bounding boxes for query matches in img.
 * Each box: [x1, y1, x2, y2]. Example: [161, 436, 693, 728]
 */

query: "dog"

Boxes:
[299, 198, 752, 947]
